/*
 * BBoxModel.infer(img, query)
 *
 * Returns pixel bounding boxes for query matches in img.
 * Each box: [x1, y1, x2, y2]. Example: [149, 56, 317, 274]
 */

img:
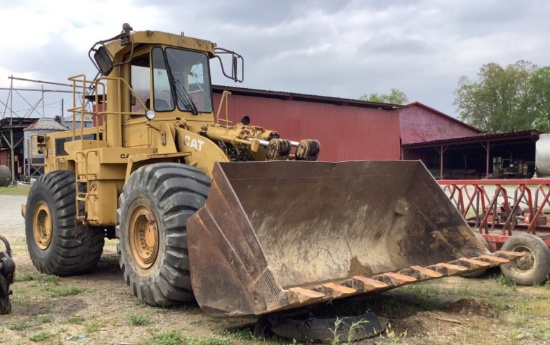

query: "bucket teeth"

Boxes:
[478, 254, 509, 264]
[373, 272, 417, 287]
[313, 283, 356, 298]
[286, 287, 325, 305]
[403, 266, 443, 279]
[349, 275, 389, 292]
[492, 251, 524, 260]
[263, 251, 520, 316]
[428, 263, 469, 275]
[455, 257, 491, 270]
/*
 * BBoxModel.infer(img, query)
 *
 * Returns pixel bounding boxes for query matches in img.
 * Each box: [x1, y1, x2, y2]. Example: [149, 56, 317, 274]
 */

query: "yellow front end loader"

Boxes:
[23, 24, 520, 318]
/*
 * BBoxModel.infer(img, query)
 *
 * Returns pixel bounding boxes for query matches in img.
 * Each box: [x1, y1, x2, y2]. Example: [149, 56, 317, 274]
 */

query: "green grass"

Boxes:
[0, 186, 30, 196]
[8, 321, 34, 331]
[185, 336, 232, 345]
[328, 317, 371, 345]
[29, 331, 55, 342]
[129, 312, 151, 326]
[152, 331, 183, 345]
[85, 321, 102, 334]
[47, 286, 86, 297]
[37, 313, 54, 324]
[67, 315, 85, 324]
[15, 272, 40, 282]
[15, 273, 59, 284]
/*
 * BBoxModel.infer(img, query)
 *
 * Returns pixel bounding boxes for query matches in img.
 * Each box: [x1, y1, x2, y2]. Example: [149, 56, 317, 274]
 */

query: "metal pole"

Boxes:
[42, 85, 45, 117]
[440, 145, 444, 180]
[9, 76, 14, 184]
[486, 141, 490, 179]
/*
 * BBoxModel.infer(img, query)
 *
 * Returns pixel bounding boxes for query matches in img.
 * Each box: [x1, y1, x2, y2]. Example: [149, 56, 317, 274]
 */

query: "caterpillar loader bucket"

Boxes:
[187, 161, 521, 317]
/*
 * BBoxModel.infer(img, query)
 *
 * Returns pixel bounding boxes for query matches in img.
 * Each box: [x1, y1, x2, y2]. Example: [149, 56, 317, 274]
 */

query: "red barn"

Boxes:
[400, 102, 482, 145]
[213, 86, 402, 162]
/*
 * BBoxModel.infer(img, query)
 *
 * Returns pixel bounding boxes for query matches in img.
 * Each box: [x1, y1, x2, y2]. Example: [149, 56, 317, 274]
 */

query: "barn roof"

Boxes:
[402, 129, 542, 148]
[404, 102, 483, 133]
[212, 85, 404, 111]
[23, 118, 69, 131]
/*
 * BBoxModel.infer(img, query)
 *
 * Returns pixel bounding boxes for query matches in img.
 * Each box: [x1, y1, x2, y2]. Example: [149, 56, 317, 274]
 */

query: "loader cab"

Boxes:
[130, 46, 213, 118]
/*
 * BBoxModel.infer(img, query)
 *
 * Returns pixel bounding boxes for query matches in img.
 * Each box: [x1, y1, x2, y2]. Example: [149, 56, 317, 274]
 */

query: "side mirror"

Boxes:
[214, 47, 244, 83]
[93, 46, 114, 75]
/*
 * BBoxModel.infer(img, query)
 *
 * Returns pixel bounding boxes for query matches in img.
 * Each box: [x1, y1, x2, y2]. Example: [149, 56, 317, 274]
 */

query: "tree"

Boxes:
[359, 88, 409, 104]
[529, 66, 550, 131]
[453, 60, 548, 133]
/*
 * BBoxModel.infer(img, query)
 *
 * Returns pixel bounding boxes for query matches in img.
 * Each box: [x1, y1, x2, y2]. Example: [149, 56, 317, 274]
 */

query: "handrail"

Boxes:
[439, 179, 550, 235]
[67, 74, 149, 144]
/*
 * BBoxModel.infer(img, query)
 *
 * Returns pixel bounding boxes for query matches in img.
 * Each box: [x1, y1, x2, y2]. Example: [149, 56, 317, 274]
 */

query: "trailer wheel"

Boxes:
[461, 232, 490, 278]
[25, 170, 105, 275]
[500, 234, 550, 285]
[117, 163, 210, 307]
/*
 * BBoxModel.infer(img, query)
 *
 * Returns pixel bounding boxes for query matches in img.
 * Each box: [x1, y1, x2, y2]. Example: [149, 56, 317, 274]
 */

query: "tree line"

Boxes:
[361, 61, 550, 134]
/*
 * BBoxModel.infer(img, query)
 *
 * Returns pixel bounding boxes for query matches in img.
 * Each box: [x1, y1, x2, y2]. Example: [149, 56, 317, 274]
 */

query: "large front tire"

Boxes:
[500, 234, 550, 285]
[25, 170, 105, 275]
[117, 163, 210, 307]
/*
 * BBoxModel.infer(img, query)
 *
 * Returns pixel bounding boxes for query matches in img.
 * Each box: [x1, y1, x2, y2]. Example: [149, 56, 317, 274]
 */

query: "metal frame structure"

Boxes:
[440, 179, 550, 249]
[0, 76, 77, 182]
[403, 130, 541, 180]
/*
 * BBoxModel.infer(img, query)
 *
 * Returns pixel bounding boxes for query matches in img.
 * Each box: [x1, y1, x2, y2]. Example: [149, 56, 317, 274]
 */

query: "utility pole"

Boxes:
[9, 76, 15, 184]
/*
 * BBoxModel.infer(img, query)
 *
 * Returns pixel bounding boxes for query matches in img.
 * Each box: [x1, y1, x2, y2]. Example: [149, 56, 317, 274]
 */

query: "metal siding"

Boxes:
[214, 93, 400, 161]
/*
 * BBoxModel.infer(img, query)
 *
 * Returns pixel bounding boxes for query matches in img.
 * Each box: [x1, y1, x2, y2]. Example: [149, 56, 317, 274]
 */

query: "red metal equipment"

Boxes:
[439, 179, 550, 286]
[439, 179, 550, 250]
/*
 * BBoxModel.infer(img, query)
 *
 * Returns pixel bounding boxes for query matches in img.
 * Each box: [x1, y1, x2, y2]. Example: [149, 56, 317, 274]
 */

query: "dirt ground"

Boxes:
[2, 191, 550, 345]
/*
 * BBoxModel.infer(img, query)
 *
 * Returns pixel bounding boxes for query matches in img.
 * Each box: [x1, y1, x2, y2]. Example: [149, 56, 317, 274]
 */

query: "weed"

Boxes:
[385, 323, 408, 344]
[496, 274, 515, 287]
[37, 313, 54, 323]
[48, 287, 86, 297]
[8, 321, 35, 331]
[153, 331, 183, 345]
[185, 335, 232, 345]
[228, 327, 253, 340]
[328, 318, 344, 345]
[29, 331, 55, 342]
[41, 275, 60, 284]
[129, 312, 151, 326]
[328, 317, 370, 345]
[15, 272, 39, 282]
[85, 321, 102, 333]
[68, 315, 85, 324]
[216, 327, 252, 340]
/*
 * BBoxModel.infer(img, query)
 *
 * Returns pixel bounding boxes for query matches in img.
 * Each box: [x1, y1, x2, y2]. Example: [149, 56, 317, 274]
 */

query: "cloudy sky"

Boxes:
[1, 0, 549, 119]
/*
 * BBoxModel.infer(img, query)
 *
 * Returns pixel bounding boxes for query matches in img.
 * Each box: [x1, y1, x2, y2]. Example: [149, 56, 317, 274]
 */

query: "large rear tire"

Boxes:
[117, 163, 210, 307]
[25, 170, 105, 275]
[500, 234, 550, 285]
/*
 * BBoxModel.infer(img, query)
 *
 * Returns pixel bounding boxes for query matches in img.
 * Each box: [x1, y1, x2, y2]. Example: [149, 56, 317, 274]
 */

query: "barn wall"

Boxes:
[213, 93, 401, 161]
[400, 104, 480, 145]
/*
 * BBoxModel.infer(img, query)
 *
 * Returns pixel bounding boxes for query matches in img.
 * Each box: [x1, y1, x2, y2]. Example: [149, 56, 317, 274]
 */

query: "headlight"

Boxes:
[145, 109, 156, 120]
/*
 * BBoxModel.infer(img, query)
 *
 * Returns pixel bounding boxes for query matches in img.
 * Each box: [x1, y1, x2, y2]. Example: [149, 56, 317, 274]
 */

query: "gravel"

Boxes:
[0, 194, 27, 241]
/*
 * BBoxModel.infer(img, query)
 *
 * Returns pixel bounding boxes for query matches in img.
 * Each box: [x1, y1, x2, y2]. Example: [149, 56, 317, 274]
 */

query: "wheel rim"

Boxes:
[33, 202, 53, 250]
[129, 205, 159, 269]
[510, 246, 535, 272]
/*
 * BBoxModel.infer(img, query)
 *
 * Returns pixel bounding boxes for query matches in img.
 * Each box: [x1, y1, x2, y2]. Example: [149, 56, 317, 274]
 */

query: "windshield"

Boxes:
[151, 47, 213, 113]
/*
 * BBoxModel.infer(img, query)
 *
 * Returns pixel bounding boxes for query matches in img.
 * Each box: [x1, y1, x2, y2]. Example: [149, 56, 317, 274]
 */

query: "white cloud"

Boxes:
[1, 0, 550, 118]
